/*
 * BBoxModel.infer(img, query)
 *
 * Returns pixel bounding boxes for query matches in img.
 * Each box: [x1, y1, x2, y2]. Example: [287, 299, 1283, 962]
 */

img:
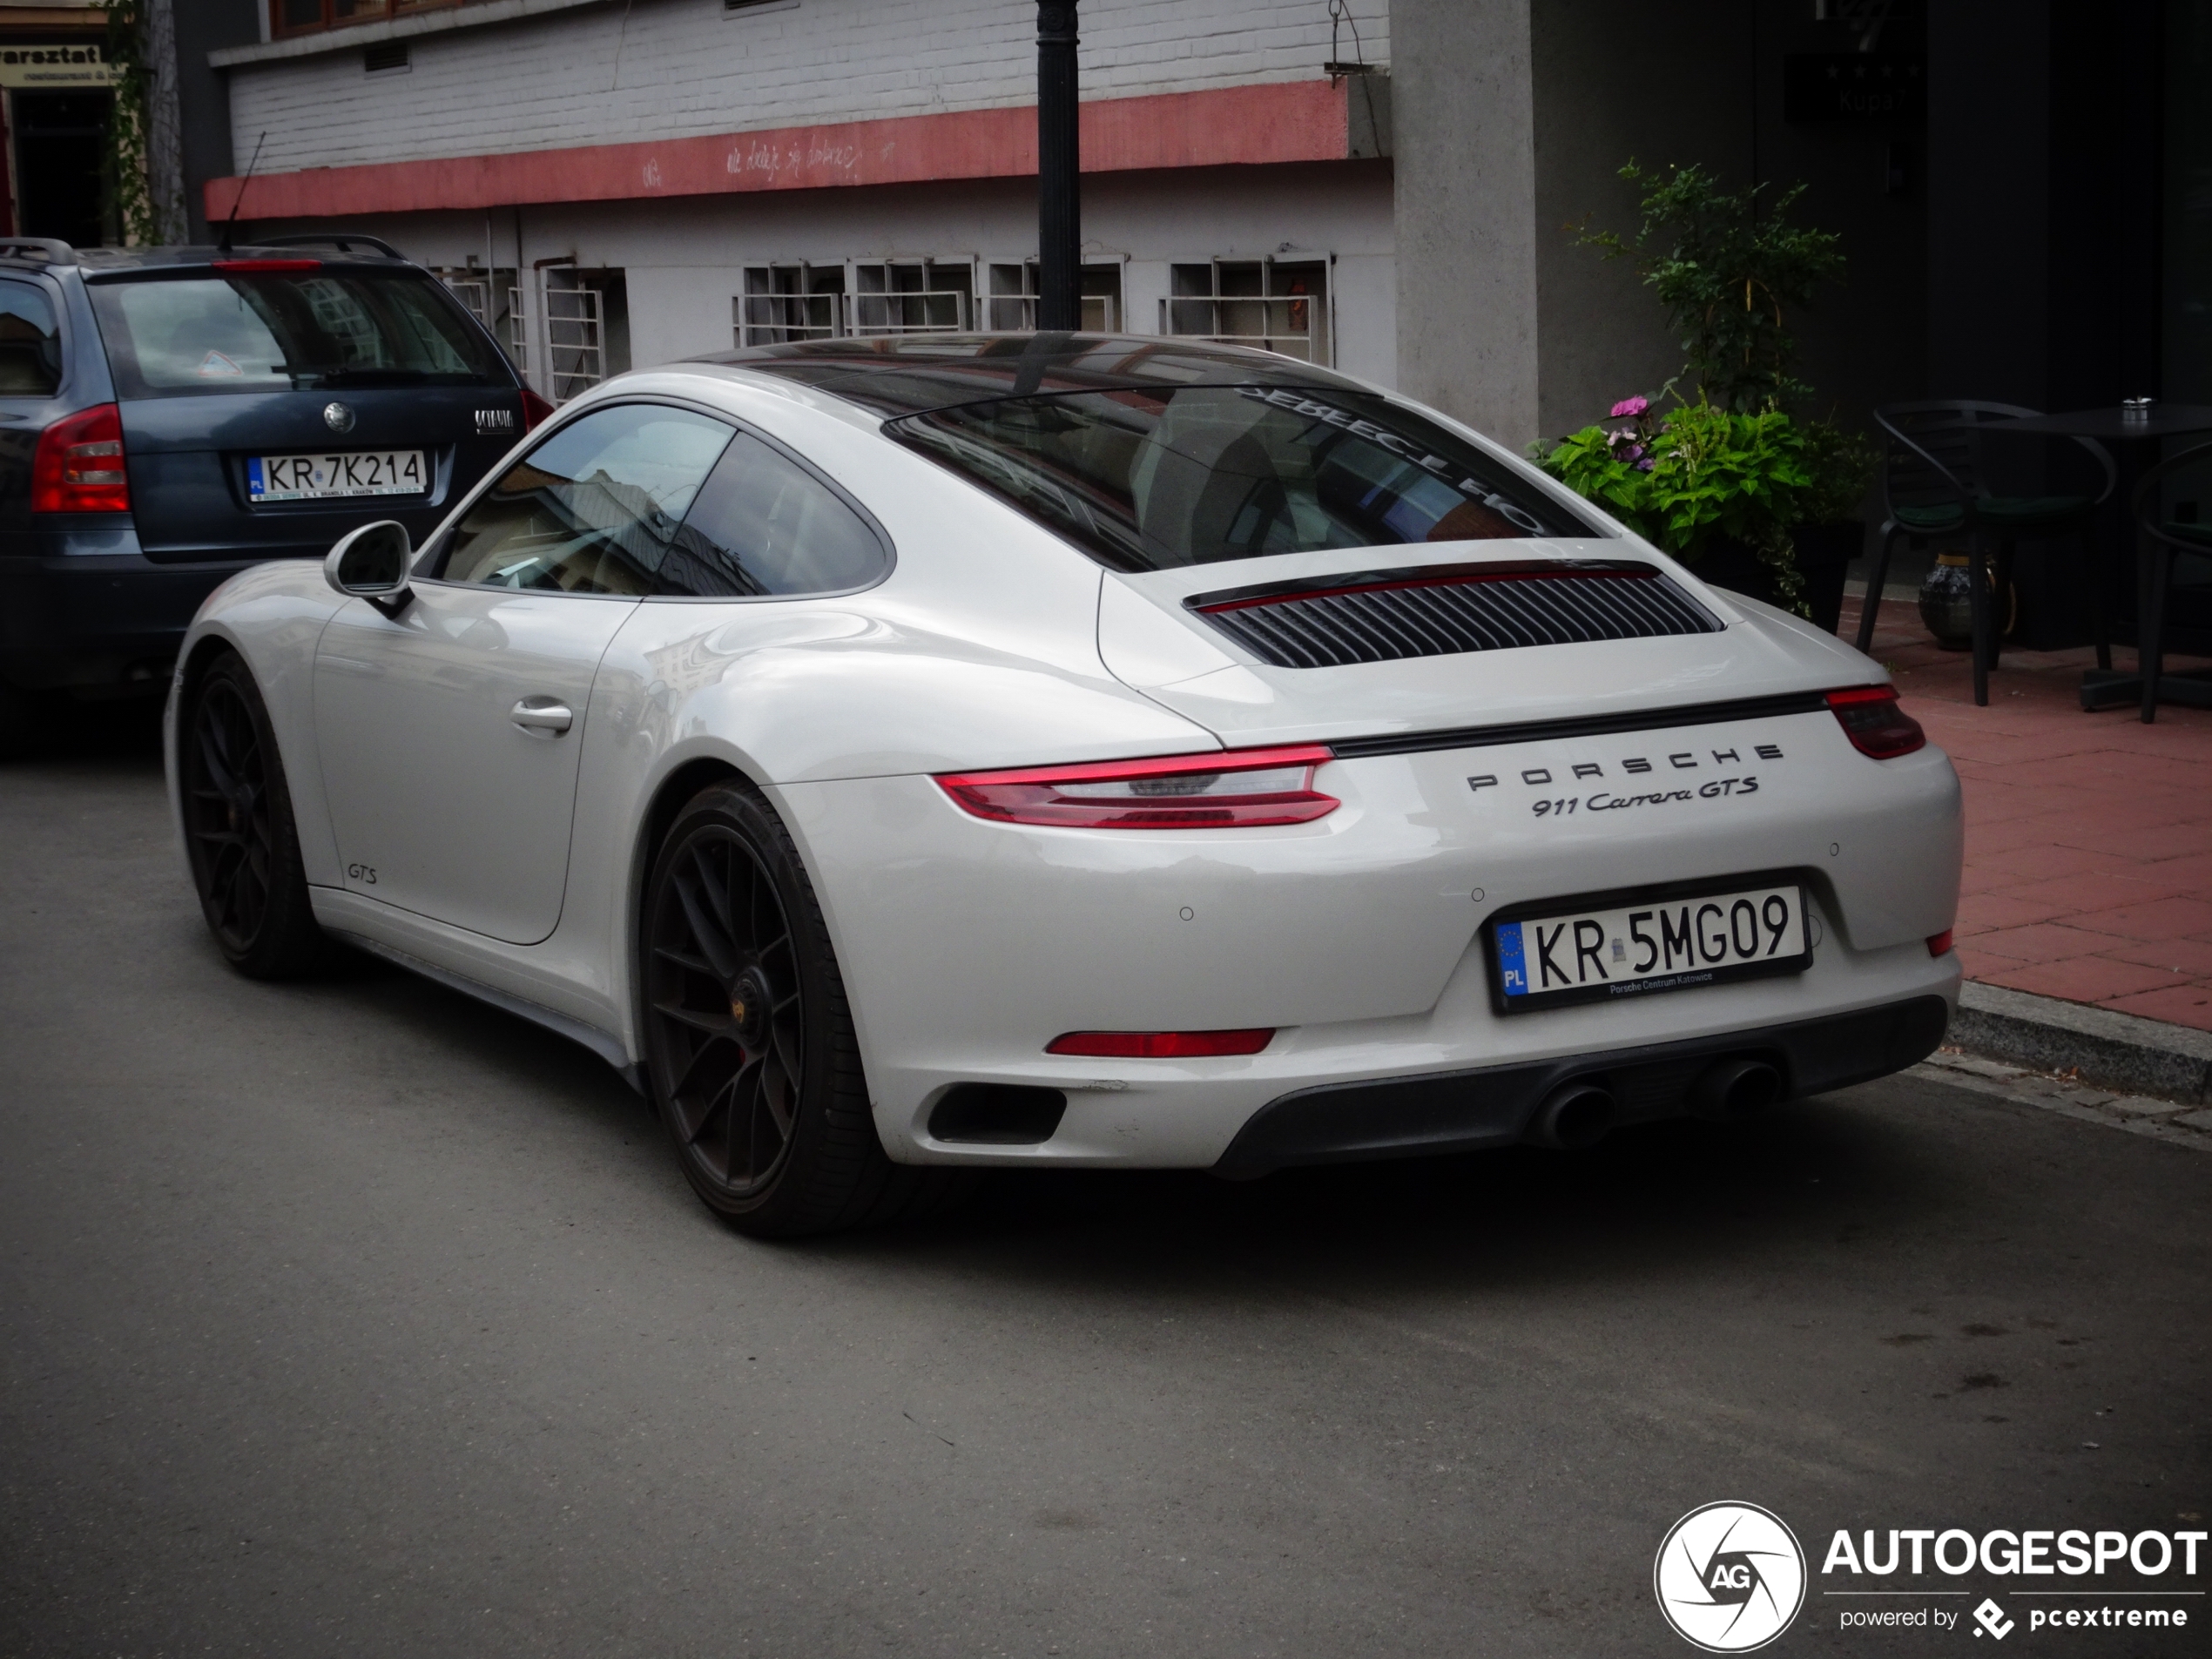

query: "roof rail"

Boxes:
[254, 232, 406, 260]
[0, 237, 78, 266]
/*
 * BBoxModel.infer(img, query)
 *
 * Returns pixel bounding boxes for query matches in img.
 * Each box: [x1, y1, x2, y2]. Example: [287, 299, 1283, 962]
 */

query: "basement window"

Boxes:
[1163, 257, 1331, 365]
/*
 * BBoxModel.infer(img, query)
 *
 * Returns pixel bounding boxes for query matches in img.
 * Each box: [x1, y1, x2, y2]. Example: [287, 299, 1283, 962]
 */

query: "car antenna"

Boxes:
[217, 132, 267, 254]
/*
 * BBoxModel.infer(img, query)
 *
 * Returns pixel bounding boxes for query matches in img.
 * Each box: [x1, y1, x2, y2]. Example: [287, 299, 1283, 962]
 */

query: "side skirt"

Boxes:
[336, 932, 647, 1096]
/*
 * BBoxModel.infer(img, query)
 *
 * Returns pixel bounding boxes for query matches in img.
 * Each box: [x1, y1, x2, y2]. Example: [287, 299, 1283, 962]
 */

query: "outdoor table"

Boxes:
[1989, 403, 2212, 712]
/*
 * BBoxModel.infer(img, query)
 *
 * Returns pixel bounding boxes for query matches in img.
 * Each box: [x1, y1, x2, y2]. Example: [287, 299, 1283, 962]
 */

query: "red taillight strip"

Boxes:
[1194, 566, 1661, 614]
[1926, 930, 1954, 957]
[936, 744, 1339, 830]
[1824, 684, 1927, 759]
[941, 744, 1332, 790]
[1048, 1029, 1275, 1058]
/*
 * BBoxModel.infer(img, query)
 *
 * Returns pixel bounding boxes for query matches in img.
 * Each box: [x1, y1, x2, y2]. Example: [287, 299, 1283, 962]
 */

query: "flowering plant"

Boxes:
[1534, 393, 1822, 610]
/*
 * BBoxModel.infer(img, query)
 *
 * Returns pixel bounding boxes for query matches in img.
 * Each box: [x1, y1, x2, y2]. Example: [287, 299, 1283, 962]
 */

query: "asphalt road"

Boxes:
[3, 725, 2207, 1658]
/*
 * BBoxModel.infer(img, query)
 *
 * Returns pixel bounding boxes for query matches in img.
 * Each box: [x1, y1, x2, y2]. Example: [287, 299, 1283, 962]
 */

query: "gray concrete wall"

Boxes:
[174, 0, 260, 242]
[1391, 0, 1540, 445]
[1528, 0, 1750, 444]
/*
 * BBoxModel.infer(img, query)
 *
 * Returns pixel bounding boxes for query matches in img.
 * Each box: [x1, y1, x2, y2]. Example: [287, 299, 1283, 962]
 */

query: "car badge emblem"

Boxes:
[474, 407, 516, 435]
[323, 401, 355, 434]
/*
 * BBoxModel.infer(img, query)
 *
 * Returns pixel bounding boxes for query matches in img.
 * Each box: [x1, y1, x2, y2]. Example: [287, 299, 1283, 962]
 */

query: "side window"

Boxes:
[663, 429, 889, 598]
[437, 403, 735, 594]
[0, 280, 63, 397]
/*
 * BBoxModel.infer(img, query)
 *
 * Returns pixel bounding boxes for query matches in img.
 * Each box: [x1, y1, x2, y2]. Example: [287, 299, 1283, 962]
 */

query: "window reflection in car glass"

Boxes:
[440, 404, 736, 595]
[663, 429, 888, 597]
[888, 384, 1580, 571]
[0, 280, 63, 396]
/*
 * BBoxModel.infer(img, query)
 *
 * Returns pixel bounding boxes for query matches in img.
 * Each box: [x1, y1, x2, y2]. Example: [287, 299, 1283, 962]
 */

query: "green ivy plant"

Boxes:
[1575, 162, 1844, 412]
[103, 0, 158, 246]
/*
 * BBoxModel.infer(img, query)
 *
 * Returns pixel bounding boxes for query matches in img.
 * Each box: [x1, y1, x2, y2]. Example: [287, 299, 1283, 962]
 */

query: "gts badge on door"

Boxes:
[347, 863, 378, 886]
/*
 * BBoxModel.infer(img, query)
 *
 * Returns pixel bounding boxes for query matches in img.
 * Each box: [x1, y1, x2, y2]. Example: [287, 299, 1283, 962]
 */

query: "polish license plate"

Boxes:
[1491, 881, 1811, 1013]
[248, 449, 428, 502]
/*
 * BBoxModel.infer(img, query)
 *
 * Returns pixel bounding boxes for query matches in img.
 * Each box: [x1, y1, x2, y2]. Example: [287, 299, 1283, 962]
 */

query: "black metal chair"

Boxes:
[1856, 401, 2116, 705]
[2129, 438, 2212, 724]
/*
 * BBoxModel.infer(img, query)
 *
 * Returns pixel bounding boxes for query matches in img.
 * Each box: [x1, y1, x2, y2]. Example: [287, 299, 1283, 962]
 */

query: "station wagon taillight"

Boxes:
[521, 387, 555, 431]
[30, 403, 129, 514]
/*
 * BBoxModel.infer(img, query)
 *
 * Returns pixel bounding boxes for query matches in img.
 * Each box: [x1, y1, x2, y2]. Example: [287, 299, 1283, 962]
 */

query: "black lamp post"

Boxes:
[1035, 1, 1080, 332]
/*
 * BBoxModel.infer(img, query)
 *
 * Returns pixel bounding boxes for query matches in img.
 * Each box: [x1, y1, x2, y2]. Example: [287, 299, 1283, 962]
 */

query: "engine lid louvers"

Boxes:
[1184, 560, 1723, 669]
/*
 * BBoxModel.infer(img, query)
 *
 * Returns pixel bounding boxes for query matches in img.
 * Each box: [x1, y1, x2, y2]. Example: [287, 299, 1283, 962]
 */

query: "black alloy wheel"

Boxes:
[179, 652, 326, 978]
[642, 782, 972, 1237]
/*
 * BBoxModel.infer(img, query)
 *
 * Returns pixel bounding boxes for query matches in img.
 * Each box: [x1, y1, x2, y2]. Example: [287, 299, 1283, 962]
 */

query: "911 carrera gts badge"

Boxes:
[324, 401, 355, 434]
[1471, 745, 1786, 818]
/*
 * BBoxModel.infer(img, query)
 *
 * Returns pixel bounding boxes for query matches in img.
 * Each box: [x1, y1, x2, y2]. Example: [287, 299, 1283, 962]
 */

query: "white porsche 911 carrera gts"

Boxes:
[166, 334, 1962, 1235]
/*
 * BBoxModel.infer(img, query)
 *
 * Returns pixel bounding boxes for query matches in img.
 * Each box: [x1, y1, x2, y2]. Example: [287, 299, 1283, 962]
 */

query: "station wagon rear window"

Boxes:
[886, 384, 1598, 571]
[87, 269, 502, 398]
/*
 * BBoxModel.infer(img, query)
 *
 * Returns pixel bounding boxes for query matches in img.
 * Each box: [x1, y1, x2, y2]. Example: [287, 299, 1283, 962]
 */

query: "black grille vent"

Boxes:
[1186, 563, 1723, 670]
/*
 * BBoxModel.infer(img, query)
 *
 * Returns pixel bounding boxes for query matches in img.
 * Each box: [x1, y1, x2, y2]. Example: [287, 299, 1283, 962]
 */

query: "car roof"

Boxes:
[688, 333, 1376, 418]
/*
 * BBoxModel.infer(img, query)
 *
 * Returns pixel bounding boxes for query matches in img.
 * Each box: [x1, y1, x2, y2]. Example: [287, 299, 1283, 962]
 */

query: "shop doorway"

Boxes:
[11, 90, 111, 247]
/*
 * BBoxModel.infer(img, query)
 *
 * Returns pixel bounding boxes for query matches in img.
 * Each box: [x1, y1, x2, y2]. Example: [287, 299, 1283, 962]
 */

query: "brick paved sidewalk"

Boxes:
[1839, 590, 2212, 1033]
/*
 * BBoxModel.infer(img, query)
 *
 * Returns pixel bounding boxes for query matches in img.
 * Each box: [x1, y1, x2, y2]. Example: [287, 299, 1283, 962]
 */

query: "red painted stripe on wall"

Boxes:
[205, 79, 1352, 221]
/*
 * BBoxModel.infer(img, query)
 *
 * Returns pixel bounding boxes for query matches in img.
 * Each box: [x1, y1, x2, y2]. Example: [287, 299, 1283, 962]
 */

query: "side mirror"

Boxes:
[324, 520, 414, 614]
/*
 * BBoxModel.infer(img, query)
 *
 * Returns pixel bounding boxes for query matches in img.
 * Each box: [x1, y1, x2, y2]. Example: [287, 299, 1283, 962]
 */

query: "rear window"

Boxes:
[886, 384, 1595, 571]
[87, 268, 504, 399]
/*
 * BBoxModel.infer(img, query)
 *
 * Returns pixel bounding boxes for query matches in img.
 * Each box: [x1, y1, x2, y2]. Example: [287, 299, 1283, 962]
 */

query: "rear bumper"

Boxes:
[1211, 994, 1951, 1178]
[0, 532, 266, 693]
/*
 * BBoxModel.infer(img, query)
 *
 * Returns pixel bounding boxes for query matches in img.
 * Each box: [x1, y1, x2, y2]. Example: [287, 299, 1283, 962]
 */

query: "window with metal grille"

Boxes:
[737, 263, 844, 346]
[434, 264, 518, 369]
[510, 266, 628, 403]
[846, 260, 973, 335]
[983, 260, 1123, 333]
[1163, 258, 1329, 364]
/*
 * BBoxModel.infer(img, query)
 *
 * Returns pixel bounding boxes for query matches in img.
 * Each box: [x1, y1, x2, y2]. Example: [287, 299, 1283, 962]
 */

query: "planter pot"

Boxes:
[1683, 523, 1858, 635]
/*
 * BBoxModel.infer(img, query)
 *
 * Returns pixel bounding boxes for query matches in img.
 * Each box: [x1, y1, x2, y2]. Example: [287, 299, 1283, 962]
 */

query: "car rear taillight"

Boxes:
[1047, 1029, 1276, 1058]
[30, 403, 129, 514]
[211, 258, 321, 273]
[520, 387, 555, 431]
[1927, 930, 1954, 957]
[1825, 685, 1926, 759]
[937, 745, 1339, 829]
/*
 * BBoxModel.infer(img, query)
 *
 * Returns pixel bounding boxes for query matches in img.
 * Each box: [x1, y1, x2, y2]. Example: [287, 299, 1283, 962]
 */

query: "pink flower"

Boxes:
[1609, 395, 1649, 420]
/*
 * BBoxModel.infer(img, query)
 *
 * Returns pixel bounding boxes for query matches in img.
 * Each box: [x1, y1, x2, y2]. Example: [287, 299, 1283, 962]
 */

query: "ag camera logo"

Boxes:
[1655, 1501, 1808, 1652]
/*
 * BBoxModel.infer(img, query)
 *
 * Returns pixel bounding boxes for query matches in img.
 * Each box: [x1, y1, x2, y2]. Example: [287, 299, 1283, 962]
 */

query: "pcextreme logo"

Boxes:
[1655, 1501, 1809, 1652]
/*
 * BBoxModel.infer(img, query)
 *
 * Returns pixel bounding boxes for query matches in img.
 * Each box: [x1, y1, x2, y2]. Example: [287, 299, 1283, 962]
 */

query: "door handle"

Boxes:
[510, 698, 573, 737]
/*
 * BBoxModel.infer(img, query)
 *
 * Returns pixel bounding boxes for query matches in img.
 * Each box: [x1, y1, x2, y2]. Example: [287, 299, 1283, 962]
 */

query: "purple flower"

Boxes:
[1610, 395, 1649, 419]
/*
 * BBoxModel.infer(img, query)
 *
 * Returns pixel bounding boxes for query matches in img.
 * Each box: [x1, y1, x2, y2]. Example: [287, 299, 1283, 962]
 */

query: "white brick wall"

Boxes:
[228, 0, 1392, 175]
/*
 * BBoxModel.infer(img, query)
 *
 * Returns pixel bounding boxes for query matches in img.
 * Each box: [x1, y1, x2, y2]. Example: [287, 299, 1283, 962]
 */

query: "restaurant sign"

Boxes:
[0, 44, 116, 91]
[1783, 53, 1925, 123]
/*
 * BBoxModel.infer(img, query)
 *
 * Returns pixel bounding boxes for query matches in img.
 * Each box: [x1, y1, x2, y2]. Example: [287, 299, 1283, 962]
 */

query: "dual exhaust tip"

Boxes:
[1525, 1056, 1784, 1150]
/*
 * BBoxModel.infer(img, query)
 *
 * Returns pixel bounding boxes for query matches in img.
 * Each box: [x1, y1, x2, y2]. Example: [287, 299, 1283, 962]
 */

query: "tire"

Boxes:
[641, 780, 974, 1238]
[178, 651, 327, 979]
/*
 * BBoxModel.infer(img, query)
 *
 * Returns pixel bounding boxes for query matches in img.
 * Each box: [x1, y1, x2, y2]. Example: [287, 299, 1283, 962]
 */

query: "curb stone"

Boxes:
[1914, 1050, 2212, 1152]
[1948, 981, 2212, 1106]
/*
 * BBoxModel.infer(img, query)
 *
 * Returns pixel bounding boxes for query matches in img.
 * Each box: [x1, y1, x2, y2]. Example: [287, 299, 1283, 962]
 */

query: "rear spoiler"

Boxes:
[252, 233, 406, 260]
